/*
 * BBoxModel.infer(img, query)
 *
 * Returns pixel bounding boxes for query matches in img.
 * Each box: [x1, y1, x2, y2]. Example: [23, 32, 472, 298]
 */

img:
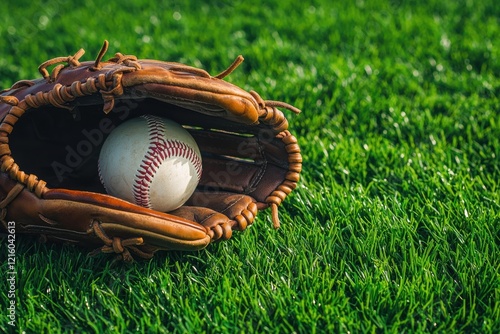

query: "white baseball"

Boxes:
[98, 115, 202, 212]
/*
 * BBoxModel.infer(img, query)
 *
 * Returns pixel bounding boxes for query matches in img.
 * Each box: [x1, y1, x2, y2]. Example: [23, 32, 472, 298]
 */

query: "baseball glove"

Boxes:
[0, 40, 302, 261]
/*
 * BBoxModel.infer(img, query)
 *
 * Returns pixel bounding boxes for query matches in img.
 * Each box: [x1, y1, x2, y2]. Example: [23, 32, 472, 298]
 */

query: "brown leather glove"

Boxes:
[0, 41, 302, 261]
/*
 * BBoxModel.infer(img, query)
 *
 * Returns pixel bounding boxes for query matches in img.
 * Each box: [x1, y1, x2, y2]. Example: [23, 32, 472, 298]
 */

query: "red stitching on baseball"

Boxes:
[132, 115, 202, 209]
[97, 159, 109, 194]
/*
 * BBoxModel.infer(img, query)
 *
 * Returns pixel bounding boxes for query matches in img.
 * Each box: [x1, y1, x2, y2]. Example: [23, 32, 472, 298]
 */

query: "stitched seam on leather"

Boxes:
[200, 212, 219, 225]
[247, 134, 267, 191]
[132, 115, 202, 208]
[219, 195, 246, 216]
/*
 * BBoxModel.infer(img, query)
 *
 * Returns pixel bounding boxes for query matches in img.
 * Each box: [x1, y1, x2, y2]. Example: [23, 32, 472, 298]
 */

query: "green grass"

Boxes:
[1, 0, 499, 332]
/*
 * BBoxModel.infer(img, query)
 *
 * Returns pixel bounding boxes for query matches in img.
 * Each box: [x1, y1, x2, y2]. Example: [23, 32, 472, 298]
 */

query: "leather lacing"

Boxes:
[233, 201, 258, 231]
[0, 41, 302, 257]
[267, 130, 302, 228]
[88, 220, 154, 262]
[0, 42, 144, 196]
[209, 56, 303, 229]
[0, 43, 145, 260]
[38, 48, 86, 82]
[0, 182, 25, 231]
[248, 90, 302, 228]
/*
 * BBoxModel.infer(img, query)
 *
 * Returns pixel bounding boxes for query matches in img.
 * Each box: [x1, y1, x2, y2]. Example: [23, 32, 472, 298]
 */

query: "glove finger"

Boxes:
[212, 224, 223, 240]
[169, 205, 232, 242]
[233, 204, 258, 231]
[186, 192, 256, 230]
[0, 178, 211, 258]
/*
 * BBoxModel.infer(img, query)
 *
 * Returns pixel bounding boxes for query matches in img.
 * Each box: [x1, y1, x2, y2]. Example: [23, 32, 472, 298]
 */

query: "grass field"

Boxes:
[1, 0, 499, 332]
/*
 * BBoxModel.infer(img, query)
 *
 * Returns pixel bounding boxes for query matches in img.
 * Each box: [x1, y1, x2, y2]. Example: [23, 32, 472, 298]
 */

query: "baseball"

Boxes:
[98, 115, 202, 212]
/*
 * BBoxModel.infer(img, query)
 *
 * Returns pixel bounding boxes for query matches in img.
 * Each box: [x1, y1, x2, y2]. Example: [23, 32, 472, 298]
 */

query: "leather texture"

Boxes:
[0, 41, 301, 261]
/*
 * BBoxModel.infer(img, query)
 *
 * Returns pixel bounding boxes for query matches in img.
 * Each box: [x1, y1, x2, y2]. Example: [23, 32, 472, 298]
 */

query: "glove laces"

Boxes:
[89, 220, 154, 262]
